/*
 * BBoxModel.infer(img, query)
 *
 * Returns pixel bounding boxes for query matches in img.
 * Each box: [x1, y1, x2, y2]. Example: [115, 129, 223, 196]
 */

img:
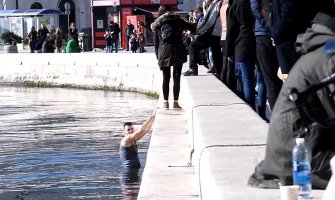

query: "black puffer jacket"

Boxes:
[151, 12, 195, 68]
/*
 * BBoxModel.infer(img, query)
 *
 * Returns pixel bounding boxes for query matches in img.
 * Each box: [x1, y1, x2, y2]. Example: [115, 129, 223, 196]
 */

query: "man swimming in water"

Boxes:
[119, 111, 156, 168]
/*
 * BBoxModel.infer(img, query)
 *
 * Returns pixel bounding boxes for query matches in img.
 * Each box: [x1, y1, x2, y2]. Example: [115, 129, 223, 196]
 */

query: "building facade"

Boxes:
[0, 0, 91, 32]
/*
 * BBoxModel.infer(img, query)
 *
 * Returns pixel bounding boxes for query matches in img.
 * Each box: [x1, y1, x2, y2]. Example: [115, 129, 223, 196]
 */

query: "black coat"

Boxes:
[226, 0, 256, 61]
[271, 0, 335, 46]
[151, 12, 195, 68]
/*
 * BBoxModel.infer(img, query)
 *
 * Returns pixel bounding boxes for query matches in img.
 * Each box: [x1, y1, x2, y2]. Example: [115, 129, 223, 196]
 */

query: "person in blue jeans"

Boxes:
[104, 29, 113, 53]
[226, 0, 257, 108]
[108, 21, 120, 53]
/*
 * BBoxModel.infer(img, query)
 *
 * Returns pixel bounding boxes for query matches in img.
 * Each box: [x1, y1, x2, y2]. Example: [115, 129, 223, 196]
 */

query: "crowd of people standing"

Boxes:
[27, 22, 80, 53]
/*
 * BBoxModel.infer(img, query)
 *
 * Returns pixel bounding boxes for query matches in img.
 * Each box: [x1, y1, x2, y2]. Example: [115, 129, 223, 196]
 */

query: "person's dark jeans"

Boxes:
[256, 36, 283, 109]
[189, 33, 222, 74]
[236, 60, 256, 108]
[275, 40, 299, 74]
[220, 40, 236, 91]
[111, 39, 119, 53]
[161, 65, 183, 101]
[126, 36, 131, 51]
[256, 67, 267, 119]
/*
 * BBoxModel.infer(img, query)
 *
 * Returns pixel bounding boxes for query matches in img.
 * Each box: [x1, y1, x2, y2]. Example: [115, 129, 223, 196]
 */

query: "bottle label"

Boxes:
[293, 161, 311, 185]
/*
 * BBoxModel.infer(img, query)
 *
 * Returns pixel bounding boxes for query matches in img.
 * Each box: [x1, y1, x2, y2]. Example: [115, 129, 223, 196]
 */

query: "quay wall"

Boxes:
[0, 53, 162, 97]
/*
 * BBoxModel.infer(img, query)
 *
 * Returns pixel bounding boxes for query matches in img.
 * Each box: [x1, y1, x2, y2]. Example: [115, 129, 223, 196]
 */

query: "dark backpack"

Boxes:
[160, 23, 182, 44]
[261, 0, 272, 29]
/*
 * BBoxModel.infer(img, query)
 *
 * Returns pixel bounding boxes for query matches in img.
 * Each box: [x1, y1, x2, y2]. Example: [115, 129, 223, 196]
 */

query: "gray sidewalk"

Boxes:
[138, 108, 199, 199]
[139, 66, 326, 200]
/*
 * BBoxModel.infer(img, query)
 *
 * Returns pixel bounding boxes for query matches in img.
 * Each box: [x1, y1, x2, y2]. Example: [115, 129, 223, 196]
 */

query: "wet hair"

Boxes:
[123, 122, 133, 128]
[157, 5, 172, 17]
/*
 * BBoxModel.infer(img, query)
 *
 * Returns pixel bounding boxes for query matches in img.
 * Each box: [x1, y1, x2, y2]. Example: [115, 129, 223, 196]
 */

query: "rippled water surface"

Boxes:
[0, 87, 157, 200]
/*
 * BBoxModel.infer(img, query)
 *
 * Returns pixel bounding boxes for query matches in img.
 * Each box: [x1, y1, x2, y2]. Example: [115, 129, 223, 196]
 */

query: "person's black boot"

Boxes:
[183, 69, 198, 76]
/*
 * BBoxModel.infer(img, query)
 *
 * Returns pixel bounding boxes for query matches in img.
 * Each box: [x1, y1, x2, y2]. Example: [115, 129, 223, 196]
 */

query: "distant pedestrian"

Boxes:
[104, 29, 113, 53]
[27, 26, 38, 53]
[42, 36, 55, 53]
[129, 34, 138, 53]
[68, 22, 79, 46]
[108, 21, 121, 53]
[125, 20, 135, 51]
[136, 21, 146, 53]
[66, 35, 80, 53]
[55, 27, 64, 53]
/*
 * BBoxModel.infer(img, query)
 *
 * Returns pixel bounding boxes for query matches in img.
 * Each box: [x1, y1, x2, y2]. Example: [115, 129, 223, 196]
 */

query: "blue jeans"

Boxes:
[106, 45, 112, 53]
[256, 67, 267, 108]
[111, 39, 119, 53]
[235, 60, 256, 107]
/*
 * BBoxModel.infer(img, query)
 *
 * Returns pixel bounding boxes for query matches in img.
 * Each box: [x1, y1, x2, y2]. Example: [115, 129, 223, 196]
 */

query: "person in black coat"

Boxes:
[108, 21, 121, 53]
[226, 0, 257, 108]
[151, 5, 195, 109]
[125, 20, 135, 51]
[271, 0, 335, 80]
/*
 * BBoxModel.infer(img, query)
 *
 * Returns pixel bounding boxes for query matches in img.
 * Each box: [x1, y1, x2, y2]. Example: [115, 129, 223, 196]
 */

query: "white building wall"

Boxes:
[0, 0, 16, 9]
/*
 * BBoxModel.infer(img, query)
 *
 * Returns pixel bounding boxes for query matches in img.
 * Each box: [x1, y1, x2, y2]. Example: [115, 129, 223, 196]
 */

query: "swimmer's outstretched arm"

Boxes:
[132, 108, 156, 142]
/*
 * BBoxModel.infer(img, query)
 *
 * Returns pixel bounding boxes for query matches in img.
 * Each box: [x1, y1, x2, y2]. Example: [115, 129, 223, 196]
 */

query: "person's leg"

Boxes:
[110, 42, 114, 53]
[126, 36, 130, 51]
[238, 60, 256, 108]
[161, 66, 171, 101]
[172, 65, 183, 109]
[235, 62, 244, 98]
[172, 65, 183, 101]
[207, 48, 216, 73]
[256, 36, 283, 109]
[256, 66, 267, 119]
[184, 33, 210, 76]
[161, 67, 171, 109]
[209, 35, 223, 76]
[115, 39, 119, 53]
[275, 40, 299, 74]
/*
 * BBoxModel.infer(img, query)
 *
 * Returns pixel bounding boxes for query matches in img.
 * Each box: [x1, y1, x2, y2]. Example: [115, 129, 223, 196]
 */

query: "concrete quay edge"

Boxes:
[180, 68, 325, 200]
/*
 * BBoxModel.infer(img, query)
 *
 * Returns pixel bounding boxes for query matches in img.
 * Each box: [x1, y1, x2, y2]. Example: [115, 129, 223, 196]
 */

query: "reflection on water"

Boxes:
[120, 168, 140, 199]
[0, 87, 157, 200]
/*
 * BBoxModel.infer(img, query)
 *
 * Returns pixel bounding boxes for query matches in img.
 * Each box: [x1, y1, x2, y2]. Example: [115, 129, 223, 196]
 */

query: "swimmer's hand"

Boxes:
[152, 108, 157, 118]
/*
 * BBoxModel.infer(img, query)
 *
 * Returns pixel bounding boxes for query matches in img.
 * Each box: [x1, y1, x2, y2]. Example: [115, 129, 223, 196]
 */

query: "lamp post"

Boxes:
[64, 2, 71, 30]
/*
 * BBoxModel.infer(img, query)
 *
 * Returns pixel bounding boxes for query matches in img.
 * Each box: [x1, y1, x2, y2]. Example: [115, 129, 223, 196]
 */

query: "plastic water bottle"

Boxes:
[292, 138, 312, 199]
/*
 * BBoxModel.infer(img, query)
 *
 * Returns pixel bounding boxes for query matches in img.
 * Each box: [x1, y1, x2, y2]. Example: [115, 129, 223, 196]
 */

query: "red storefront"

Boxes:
[91, 0, 181, 49]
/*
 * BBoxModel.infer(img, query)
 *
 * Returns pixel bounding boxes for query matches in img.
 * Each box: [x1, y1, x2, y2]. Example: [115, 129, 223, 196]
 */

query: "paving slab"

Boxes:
[138, 109, 199, 200]
[199, 146, 324, 200]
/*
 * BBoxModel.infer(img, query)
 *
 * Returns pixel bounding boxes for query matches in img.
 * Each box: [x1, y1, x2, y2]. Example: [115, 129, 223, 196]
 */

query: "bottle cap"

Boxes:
[296, 138, 305, 144]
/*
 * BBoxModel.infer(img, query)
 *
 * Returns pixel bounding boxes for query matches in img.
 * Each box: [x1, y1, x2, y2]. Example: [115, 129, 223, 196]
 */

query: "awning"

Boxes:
[0, 9, 64, 17]
[135, 5, 187, 17]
